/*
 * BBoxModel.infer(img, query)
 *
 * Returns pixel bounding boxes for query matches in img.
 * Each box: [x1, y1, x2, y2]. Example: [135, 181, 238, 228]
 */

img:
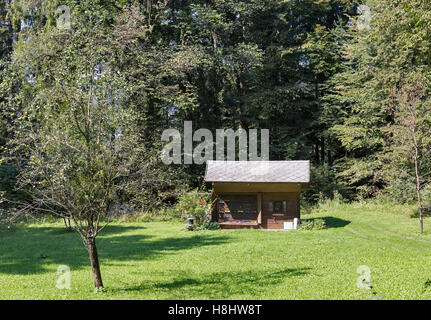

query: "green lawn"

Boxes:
[1, 200, 431, 299]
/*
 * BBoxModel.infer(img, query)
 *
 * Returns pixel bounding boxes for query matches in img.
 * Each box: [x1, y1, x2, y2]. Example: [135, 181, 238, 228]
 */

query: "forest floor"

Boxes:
[1, 200, 431, 299]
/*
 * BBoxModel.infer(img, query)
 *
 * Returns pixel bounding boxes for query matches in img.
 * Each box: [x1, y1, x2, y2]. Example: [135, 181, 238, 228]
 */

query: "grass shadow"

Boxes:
[120, 267, 311, 298]
[0, 224, 231, 275]
[304, 216, 351, 229]
[99, 233, 230, 262]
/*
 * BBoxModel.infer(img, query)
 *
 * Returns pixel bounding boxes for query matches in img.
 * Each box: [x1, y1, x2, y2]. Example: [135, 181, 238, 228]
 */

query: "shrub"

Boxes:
[299, 218, 326, 230]
[382, 177, 417, 204]
[175, 188, 212, 227]
[194, 221, 220, 231]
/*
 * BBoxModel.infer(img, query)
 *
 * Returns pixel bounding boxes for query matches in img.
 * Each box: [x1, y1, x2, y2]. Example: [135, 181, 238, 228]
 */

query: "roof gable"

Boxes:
[204, 160, 310, 183]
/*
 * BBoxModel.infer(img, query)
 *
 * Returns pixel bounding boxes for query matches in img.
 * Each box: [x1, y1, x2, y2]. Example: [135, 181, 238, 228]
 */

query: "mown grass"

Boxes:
[1, 200, 431, 299]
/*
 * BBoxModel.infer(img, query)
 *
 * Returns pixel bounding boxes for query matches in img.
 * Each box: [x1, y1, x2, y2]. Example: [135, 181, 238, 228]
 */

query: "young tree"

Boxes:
[385, 78, 431, 234]
[1, 0, 145, 289]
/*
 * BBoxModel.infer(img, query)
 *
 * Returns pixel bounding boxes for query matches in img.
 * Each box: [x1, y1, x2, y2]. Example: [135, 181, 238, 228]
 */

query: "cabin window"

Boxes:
[268, 201, 273, 211]
[267, 200, 287, 213]
[273, 201, 283, 213]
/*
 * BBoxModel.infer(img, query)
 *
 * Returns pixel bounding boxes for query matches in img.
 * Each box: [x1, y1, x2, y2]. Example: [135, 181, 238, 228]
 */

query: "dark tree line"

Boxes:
[2, 0, 431, 206]
[2, 0, 431, 205]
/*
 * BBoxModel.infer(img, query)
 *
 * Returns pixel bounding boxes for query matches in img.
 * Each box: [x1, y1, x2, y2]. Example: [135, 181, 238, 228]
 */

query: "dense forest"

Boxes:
[1, 0, 430, 211]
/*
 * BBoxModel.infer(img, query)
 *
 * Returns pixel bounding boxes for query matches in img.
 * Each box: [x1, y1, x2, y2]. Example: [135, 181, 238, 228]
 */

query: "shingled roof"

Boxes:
[204, 160, 310, 183]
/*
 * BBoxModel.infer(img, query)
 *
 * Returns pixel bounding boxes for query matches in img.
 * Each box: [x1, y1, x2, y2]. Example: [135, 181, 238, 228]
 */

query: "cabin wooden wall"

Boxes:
[261, 192, 300, 229]
[212, 182, 302, 229]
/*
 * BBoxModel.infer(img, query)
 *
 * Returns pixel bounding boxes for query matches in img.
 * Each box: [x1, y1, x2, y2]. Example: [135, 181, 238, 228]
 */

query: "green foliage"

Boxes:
[0, 0, 364, 204]
[2, 0, 431, 218]
[194, 221, 220, 231]
[334, 157, 383, 199]
[0, 163, 24, 203]
[324, 0, 431, 200]
[315, 190, 346, 212]
[299, 218, 326, 230]
[3, 0, 143, 219]
[381, 178, 417, 204]
[302, 164, 344, 203]
[175, 188, 212, 227]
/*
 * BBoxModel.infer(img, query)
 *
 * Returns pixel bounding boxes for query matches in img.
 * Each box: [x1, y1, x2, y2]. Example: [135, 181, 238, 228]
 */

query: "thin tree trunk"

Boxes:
[147, 0, 152, 25]
[414, 156, 423, 234]
[328, 150, 333, 166]
[236, 73, 245, 129]
[321, 137, 325, 164]
[212, 32, 217, 55]
[63, 217, 71, 230]
[411, 111, 423, 234]
[314, 143, 320, 164]
[86, 237, 104, 288]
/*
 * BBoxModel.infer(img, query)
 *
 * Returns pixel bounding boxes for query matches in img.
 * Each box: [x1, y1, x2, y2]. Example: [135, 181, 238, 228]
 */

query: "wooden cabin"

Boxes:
[205, 160, 310, 230]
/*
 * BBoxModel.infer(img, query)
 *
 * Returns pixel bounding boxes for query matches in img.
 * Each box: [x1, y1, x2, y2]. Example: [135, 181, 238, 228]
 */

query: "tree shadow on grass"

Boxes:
[304, 216, 350, 229]
[119, 267, 311, 298]
[0, 224, 231, 275]
[98, 233, 231, 262]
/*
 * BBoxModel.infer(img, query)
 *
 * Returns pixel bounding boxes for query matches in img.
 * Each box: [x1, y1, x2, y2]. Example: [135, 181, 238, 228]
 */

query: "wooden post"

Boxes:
[297, 184, 302, 223]
[210, 189, 216, 222]
[257, 193, 262, 225]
